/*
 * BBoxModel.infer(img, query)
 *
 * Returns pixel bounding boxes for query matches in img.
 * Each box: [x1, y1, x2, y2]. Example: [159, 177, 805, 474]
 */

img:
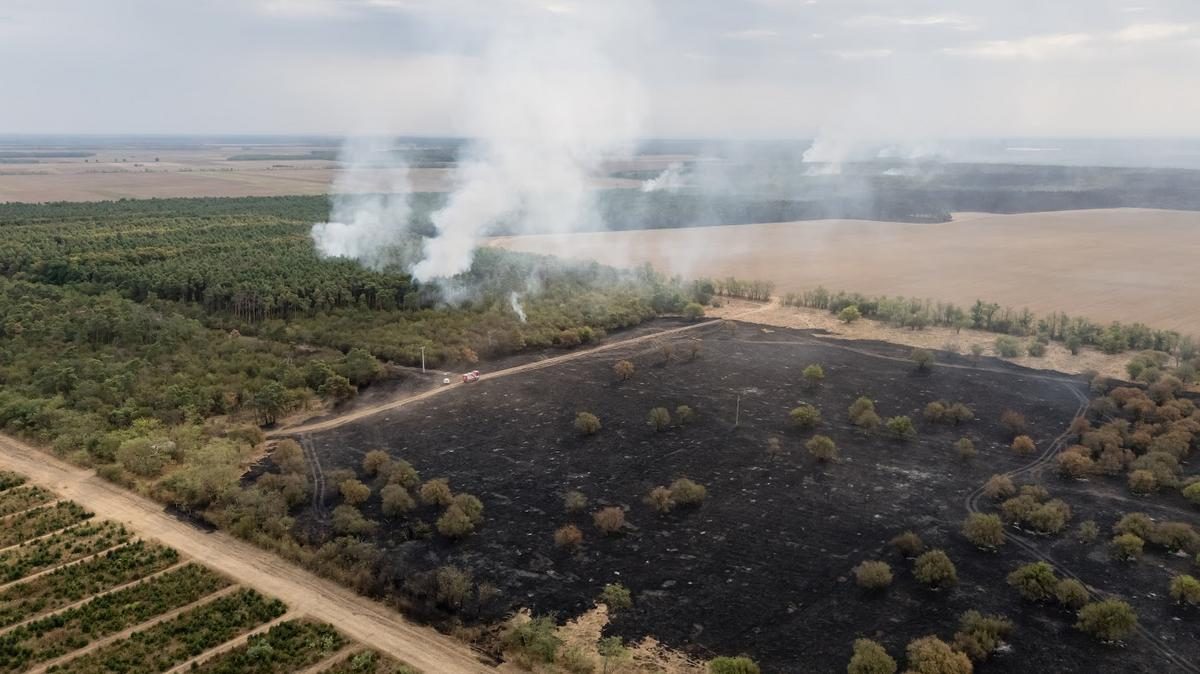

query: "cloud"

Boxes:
[829, 48, 894, 60]
[944, 33, 1094, 60]
[1115, 23, 1192, 42]
[722, 28, 779, 40]
[851, 14, 977, 31]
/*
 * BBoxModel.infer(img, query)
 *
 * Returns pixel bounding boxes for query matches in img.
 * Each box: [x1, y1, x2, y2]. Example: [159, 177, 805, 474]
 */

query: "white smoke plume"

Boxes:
[311, 137, 413, 269]
[640, 162, 688, 193]
[410, 8, 647, 281]
[508, 292, 527, 322]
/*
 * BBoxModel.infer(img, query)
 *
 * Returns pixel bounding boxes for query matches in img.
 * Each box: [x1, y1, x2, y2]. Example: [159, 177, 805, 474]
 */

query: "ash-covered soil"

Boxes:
[298, 322, 1198, 673]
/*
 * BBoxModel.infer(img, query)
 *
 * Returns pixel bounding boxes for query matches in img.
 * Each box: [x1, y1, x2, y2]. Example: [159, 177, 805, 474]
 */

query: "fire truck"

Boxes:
[461, 370, 481, 383]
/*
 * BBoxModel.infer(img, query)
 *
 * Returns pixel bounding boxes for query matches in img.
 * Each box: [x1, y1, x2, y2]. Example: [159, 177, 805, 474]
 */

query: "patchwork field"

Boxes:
[286, 322, 1200, 673]
[491, 208, 1200, 335]
[0, 469, 420, 674]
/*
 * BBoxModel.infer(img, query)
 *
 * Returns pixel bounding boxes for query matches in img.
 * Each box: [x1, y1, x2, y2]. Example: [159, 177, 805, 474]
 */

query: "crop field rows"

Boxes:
[295, 323, 1198, 673]
[0, 473, 417, 674]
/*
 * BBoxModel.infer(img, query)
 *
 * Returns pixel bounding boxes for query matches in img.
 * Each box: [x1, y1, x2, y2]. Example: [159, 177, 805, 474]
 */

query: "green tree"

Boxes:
[1169, 574, 1200, 605]
[709, 656, 761, 674]
[904, 636, 971, 674]
[853, 561, 893, 591]
[683, 303, 706, 320]
[339, 347, 382, 386]
[647, 407, 672, 431]
[910, 349, 934, 372]
[318, 374, 355, 401]
[885, 416, 916, 440]
[913, 550, 957, 589]
[380, 484, 415, 517]
[339, 478, 370, 505]
[1007, 561, 1058, 601]
[807, 435, 838, 462]
[599, 583, 633, 611]
[839, 305, 862, 324]
[847, 638, 896, 674]
[803, 364, 825, 386]
[962, 513, 1006, 550]
[1075, 599, 1138, 642]
[575, 412, 601, 436]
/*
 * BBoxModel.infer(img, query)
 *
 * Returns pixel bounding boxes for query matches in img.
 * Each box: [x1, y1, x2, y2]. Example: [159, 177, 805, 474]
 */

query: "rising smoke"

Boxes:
[313, 5, 648, 284]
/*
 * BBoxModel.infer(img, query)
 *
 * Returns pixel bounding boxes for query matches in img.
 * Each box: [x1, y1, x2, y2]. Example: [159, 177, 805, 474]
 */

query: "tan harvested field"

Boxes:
[0, 144, 649, 202]
[492, 208, 1200, 335]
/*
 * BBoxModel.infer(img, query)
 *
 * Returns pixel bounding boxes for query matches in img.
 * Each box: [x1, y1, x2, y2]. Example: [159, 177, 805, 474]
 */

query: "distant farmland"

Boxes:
[492, 208, 1200, 335]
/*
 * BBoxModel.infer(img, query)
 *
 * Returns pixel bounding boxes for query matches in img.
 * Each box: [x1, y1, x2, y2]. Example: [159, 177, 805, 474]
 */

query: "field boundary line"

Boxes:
[0, 558, 190, 636]
[25, 583, 242, 674]
[160, 610, 297, 674]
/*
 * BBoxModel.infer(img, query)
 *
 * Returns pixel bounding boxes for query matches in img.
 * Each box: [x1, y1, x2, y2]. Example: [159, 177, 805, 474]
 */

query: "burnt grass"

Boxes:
[296, 322, 1199, 673]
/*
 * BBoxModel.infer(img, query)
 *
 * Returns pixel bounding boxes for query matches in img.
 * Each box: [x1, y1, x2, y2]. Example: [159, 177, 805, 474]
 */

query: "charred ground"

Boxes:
[289, 322, 1198, 673]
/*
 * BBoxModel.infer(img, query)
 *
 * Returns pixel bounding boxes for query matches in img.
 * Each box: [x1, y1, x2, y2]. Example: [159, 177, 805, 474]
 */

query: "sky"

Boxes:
[2, 0, 1199, 138]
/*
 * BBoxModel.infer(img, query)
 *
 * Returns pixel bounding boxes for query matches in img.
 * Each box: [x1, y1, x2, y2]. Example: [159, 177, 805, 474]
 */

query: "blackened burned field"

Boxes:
[297, 323, 1196, 673]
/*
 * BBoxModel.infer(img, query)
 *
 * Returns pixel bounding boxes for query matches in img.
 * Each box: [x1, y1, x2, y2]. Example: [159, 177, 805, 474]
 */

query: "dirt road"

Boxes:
[0, 434, 491, 674]
[273, 306, 768, 437]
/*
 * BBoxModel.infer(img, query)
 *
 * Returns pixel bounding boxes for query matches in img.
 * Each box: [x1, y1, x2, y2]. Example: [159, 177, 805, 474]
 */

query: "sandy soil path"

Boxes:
[0, 434, 492, 674]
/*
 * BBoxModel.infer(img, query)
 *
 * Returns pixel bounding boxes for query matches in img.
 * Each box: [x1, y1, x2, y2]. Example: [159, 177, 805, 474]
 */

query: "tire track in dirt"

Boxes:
[301, 434, 327, 515]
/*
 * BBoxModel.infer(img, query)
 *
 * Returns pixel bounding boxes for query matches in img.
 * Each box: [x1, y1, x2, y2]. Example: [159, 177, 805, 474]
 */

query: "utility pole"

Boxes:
[420, 346, 426, 374]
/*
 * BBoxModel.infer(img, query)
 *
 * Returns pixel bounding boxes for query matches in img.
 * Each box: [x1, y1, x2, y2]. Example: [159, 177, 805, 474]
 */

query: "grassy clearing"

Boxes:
[0, 541, 179, 627]
[0, 520, 131, 583]
[189, 619, 345, 673]
[0, 502, 91, 548]
[0, 563, 229, 673]
[45, 588, 286, 674]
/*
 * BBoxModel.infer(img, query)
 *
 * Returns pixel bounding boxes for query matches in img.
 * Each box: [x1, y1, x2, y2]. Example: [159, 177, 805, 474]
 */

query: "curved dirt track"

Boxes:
[272, 305, 770, 437]
[0, 434, 492, 674]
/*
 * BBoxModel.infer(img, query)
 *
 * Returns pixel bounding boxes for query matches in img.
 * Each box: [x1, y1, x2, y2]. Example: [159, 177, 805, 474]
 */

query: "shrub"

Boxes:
[905, 636, 972, 674]
[676, 405, 695, 425]
[1128, 469, 1158, 494]
[670, 478, 707, 506]
[913, 549, 957, 589]
[803, 364, 825, 386]
[647, 407, 672, 432]
[1183, 482, 1200, 506]
[1008, 561, 1058, 601]
[953, 610, 1013, 662]
[806, 435, 838, 462]
[272, 440, 306, 474]
[683, 302, 705, 320]
[361, 450, 392, 476]
[709, 656, 761, 674]
[575, 412, 602, 436]
[1075, 599, 1138, 642]
[502, 615, 562, 664]
[839, 305, 862, 324]
[962, 513, 1006, 550]
[1151, 521, 1200, 553]
[380, 484, 415, 517]
[435, 565, 473, 608]
[436, 504, 476, 538]
[452, 493, 484, 524]
[563, 490, 588, 513]
[789, 404, 822, 430]
[593, 507, 625, 535]
[1057, 451, 1095, 479]
[955, 437, 976, 460]
[1110, 533, 1144, 562]
[847, 639, 896, 674]
[1169, 574, 1200, 605]
[339, 479, 371, 506]
[885, 416, 916, 440]
[1026, 499, 1071, 534]
[982, 474, 1015, 500]
[554, 524, 583, 550]
[1055, 578, 1090, 609]
[419, 478, 453, 506]
[599, 582, 633, 611]
[766, 436, 785, 461]
[1000, 410, 1027, 437]
[1076, 520, 1099, 544]
[995, 336, 1023, 358]
[1027, 340, 1047, 357]
[969, 343, 985, 357]
[853, 561, 893, 590]
[331, 504, 377, 536]
[386, 459, 420, 488]
[613, 360, 635, 381]
[645, 486, 674, 514]
[848, 397, 877, 426]
[891, 531, 925, 557]
[1011, 435, 1036, 456]
[1113, 512, 1154, 539]
[910, 349, 934, 372]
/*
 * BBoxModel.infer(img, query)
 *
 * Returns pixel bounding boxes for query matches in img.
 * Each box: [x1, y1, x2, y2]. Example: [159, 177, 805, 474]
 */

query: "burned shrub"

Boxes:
[563, 490, 588, 513]
[952, 610, 1013, 662]
[380, 484, 415, 517]
[613, 360, 635, 381]
[593, 507, 626, 535]
[670, 478, 707, 506]
[982, 474, 1016, 500]
[1000, 409, 1027, 437]
[905, 636, 971, 674]
[339, 478, 371, 506]
[955, 437, 977, 460]
[554, 524, 583, 550]
[645, 486, 675, 514]
[891, 531, 925, 557]
[1011, 435, 1036, 456]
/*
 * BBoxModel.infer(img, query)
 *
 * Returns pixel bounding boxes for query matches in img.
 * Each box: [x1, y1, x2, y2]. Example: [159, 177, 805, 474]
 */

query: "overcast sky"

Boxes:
[2, 0, 1199, 138]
